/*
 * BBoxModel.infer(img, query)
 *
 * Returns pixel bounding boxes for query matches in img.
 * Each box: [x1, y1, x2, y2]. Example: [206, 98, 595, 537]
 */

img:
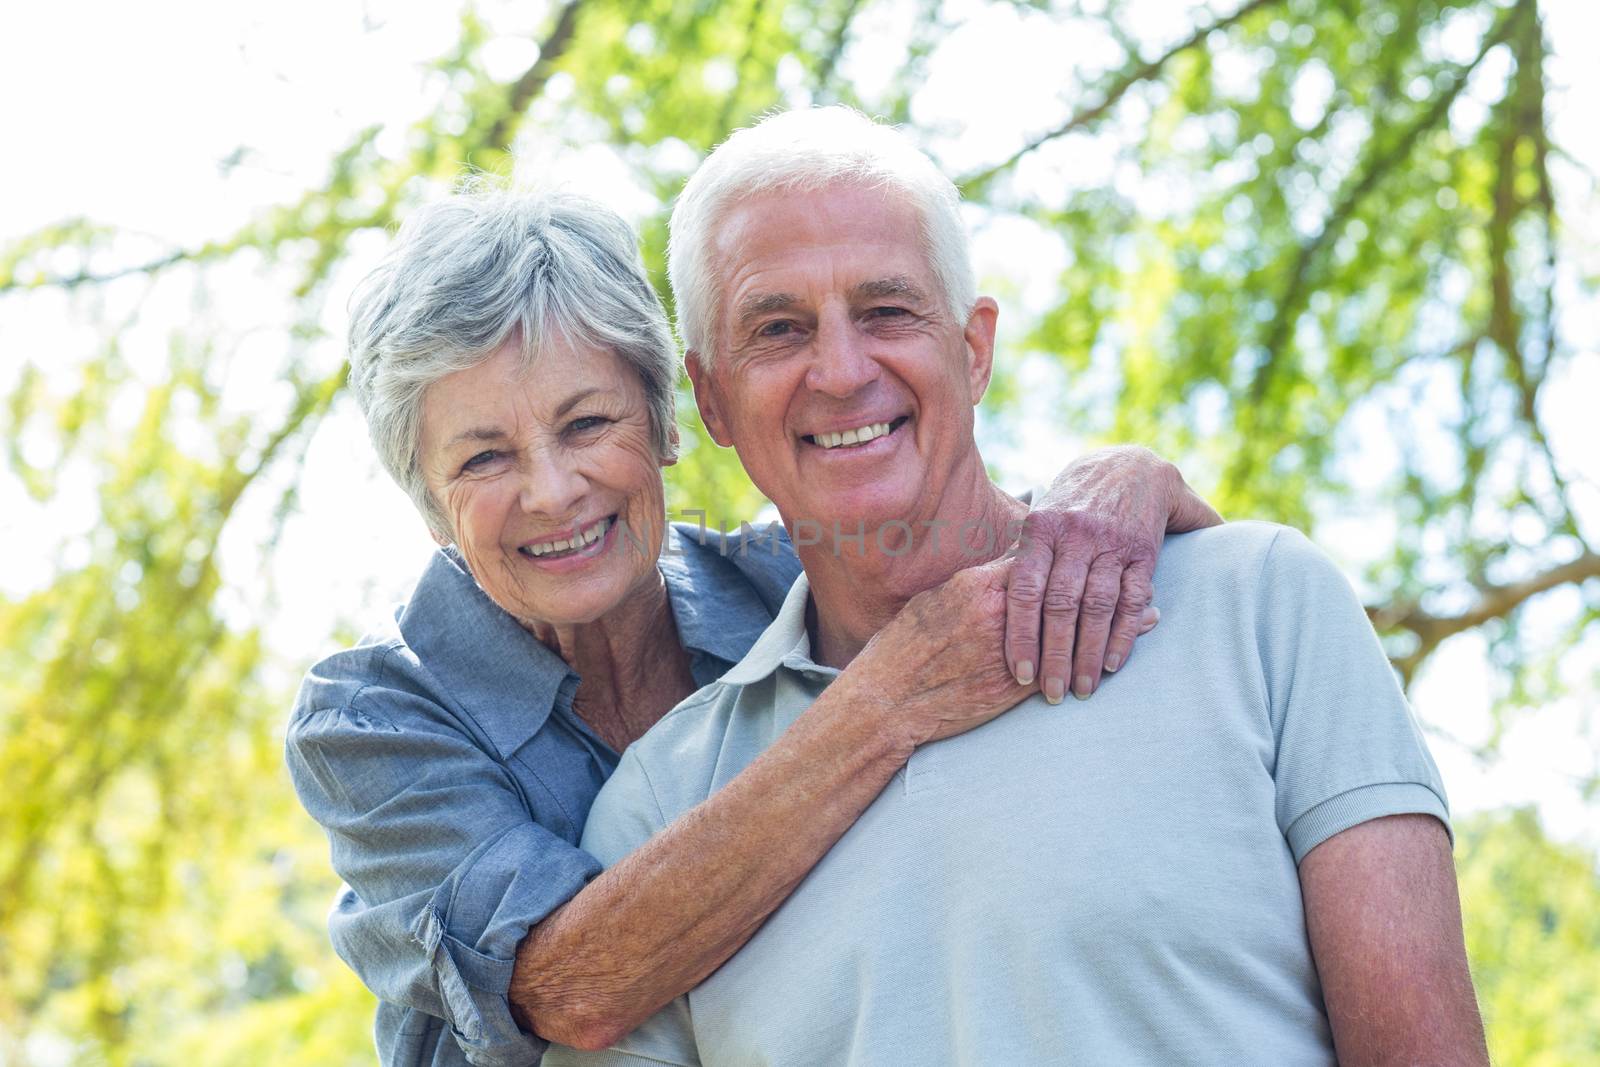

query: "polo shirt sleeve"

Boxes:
[1254, 527, 1451, 864]
[543, 748, 701, 1067]
[286, 686, 601, 1067]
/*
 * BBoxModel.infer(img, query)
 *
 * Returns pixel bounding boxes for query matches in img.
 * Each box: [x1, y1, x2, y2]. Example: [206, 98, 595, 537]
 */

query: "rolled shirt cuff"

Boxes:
[410, 820, 603, 1066]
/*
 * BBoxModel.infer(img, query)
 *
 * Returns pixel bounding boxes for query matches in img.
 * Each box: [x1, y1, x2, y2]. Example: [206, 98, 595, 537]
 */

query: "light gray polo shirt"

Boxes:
[543, 522, 1450, 1067]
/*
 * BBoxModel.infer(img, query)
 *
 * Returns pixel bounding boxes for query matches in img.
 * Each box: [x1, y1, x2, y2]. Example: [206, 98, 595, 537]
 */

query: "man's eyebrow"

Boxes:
[852, 276, 930, 303]
[735, 291, 801, 328]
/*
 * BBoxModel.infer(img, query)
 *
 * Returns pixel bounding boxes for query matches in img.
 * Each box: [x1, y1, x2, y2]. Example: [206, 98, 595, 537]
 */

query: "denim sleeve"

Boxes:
[286, 694, 602, 1067]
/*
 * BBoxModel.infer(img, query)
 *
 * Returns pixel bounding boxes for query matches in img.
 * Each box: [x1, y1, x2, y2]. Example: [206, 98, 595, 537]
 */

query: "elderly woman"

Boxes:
[286, 188, 1219, 1067]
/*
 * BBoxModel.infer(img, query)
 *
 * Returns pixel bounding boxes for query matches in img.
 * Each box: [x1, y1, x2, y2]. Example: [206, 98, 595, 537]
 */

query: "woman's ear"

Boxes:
[661, 421, 681, 467]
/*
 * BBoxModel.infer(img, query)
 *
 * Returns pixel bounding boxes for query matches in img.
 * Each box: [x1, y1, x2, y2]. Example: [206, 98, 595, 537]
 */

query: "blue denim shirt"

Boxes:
[285, 523, 800, 1067]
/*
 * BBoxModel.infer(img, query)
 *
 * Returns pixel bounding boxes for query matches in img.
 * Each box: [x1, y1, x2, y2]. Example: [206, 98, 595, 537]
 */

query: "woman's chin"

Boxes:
[462, 513, 669, 632]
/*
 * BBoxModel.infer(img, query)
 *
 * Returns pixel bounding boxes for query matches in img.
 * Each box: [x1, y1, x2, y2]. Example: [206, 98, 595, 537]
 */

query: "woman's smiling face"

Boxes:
[417, 335, 672, 628]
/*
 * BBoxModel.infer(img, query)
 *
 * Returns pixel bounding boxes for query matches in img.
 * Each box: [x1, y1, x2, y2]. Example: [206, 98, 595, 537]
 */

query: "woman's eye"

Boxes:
[569, 415, 609, 433]
[462, 450, 498, 471]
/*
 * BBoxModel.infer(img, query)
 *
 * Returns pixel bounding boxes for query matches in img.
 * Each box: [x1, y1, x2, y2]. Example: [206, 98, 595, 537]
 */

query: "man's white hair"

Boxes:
[668, 106, 976, 366]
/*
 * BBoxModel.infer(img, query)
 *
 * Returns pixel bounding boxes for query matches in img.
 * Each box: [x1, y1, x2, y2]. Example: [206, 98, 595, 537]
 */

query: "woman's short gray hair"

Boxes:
[347, 186, 677, 540]
[668, 106, 975, 367]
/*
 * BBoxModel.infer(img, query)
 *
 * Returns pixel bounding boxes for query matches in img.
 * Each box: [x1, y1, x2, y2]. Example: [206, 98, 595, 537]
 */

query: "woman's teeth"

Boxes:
[812, 421, 894, 450]
[523, 517, 610, 558]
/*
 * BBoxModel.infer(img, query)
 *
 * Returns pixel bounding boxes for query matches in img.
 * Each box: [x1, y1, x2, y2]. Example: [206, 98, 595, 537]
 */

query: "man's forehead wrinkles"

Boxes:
[852, 275, 929, 302]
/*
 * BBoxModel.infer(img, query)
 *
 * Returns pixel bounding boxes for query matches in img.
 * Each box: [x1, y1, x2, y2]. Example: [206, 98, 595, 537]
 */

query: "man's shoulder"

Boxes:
[581, 678, 766, 864]
[1154, 520, 1334, 593]
[618, 678, 761, 820]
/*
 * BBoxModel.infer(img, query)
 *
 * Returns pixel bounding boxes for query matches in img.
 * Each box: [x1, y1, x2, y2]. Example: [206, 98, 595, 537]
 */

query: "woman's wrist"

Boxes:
[798, 670, 921, 768]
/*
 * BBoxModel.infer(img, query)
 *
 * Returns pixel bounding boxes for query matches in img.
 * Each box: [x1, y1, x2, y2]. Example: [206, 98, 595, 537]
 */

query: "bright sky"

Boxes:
[3, 0, 1597, 848]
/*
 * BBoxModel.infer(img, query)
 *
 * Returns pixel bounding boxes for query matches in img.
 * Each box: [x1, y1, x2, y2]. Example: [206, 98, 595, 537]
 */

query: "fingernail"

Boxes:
[1105, 654, 1122, 673]
[1073, 675, 1093, 700]
[1043, 677, 1064, 704]
[1015, 660, 1035, 686]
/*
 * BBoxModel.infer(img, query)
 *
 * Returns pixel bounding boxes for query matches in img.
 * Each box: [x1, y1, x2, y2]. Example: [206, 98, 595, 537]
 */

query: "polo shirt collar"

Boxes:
[722, 570, 825, 686]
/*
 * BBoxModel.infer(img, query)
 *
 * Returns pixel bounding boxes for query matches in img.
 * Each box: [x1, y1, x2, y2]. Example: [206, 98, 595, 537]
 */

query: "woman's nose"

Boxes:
[517, 447, 587, 517]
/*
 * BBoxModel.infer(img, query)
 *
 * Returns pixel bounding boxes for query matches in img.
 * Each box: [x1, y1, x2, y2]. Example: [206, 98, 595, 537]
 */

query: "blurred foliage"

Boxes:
[1456, 808, 1600, 1065]
[1, 0, 1595, 1063]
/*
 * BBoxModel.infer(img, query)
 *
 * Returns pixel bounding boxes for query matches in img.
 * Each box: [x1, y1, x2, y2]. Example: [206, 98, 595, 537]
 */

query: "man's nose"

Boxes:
[805, 311, 881, 399]
[517, 446, 587, 517]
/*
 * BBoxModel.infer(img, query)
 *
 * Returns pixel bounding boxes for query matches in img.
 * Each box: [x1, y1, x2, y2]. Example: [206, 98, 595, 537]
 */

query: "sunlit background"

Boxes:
[3, 0, 1597, 1063]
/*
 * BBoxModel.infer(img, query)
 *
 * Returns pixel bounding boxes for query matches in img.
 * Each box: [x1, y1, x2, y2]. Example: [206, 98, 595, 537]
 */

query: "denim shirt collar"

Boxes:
[658, 524, 778, 671]
[397, 525, 778, 759]
[397, 546, 576, 759]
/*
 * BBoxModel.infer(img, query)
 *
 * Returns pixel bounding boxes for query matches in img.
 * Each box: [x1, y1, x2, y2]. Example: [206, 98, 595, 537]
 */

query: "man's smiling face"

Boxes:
[687, 182, 997, 539]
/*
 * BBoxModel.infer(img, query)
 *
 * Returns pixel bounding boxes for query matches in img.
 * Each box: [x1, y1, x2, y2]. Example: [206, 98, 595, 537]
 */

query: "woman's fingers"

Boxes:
[1096, 557, 1159, 682]
[1067, 554, 1124, 699]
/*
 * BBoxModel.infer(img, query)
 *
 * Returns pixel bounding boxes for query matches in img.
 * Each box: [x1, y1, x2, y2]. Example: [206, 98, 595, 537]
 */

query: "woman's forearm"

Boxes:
[508, 673, 913, 1050]
[511, 558, 1029, 1050]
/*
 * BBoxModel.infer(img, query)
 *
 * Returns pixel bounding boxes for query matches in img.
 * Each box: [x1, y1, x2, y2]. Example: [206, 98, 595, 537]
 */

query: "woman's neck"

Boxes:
[526, 573, 698, 751]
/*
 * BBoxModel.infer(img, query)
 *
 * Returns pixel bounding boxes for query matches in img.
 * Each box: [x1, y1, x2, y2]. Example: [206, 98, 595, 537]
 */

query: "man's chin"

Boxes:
[786, 492, 924, 558]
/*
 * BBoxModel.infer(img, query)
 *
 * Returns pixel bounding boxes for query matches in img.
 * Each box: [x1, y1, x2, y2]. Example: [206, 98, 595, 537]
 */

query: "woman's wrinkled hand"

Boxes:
[1006, 446, 1221, 703]
[833, 556, 1036, 752]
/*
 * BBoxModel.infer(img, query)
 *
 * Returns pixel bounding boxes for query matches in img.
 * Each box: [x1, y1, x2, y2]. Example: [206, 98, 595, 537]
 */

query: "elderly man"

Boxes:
[546, 108, 1488, 1066]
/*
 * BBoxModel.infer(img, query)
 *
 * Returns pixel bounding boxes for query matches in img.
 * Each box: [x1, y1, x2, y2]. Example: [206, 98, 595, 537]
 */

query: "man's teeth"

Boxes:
[525, 518, 610, 557]
[813, 422, 893, 450]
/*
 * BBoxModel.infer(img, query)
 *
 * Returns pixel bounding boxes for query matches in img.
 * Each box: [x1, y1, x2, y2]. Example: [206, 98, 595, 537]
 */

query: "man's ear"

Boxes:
[963, 297, 1000, 405]
[685, 350, 733, 446]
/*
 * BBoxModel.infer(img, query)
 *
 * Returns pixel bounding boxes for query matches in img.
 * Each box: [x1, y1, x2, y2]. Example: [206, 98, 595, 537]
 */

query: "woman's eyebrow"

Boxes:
[554, 386, 603, 418]
[445, 426, 508, 449]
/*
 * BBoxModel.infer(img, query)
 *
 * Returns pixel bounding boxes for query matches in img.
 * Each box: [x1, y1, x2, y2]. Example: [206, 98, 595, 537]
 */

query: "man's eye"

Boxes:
[569, 416, 609, 433]
[758, 320, 796, 338]
[867, 306, 909, 319]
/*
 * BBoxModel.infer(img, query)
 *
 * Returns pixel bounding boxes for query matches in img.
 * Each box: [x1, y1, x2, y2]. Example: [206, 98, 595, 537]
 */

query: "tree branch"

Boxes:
[958, 0, 1281, 193]
[1507, 4, 1580, 539]
[1223, 0, 1533, 498]
[812, 0, 868, 102]
[714, 0, 774, 137]
[481, 0, 585, 152]
[1245, 0, 1530, 412]
[1370, 550, 1600, 681]
[0, 249, 194, 295]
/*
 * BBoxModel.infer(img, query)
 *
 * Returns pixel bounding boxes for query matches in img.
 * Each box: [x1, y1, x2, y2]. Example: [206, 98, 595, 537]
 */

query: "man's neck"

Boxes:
[798, 455, 1026, 669]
